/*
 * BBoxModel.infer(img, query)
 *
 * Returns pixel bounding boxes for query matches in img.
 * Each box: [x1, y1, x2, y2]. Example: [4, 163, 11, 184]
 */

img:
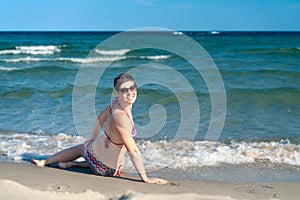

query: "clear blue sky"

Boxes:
[1, 0, 300, 31]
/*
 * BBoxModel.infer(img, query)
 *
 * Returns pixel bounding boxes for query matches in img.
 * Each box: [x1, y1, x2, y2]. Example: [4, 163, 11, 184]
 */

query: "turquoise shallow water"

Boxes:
[0, 31, 300, 175]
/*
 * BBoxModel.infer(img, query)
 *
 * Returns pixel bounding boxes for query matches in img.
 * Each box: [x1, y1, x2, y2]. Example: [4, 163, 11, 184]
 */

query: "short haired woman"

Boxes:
[32, 73, 167, 185]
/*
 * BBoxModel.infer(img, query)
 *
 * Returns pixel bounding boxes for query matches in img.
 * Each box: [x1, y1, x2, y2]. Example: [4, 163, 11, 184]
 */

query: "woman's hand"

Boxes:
[144, 177, 167, 185]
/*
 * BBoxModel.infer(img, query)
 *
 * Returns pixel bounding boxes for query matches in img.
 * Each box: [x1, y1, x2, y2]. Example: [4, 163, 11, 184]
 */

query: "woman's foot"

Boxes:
[31, 159, 46, 167]
[58, 162, 73, 168]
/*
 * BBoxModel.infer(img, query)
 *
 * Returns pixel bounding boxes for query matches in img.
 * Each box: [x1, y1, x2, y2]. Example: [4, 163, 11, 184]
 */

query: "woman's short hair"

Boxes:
[114, 73, 135, 91]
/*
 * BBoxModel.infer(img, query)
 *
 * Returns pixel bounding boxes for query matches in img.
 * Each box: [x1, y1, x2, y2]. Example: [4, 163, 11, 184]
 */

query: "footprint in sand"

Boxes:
[47, 184, 71, 191]
[170, 182, 180, 186]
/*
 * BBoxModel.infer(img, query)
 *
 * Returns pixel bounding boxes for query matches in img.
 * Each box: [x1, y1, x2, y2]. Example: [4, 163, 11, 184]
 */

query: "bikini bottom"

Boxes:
[85, 145, 116, 176]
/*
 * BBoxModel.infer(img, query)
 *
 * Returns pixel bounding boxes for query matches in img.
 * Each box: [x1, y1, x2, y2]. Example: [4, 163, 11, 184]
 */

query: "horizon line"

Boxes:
[0, 29, 300, 32]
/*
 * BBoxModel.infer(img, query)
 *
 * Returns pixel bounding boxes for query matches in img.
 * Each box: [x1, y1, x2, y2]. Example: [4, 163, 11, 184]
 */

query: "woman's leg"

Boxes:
[58, 161, 89, 168]
[32, 144, 85, 167]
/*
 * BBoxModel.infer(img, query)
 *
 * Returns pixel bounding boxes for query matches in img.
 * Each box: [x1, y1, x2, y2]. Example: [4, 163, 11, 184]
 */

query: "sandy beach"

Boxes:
[0, 162, 299, 200]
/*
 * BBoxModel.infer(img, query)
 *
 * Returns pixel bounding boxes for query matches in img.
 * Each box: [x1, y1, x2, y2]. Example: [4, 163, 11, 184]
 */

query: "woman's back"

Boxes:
[91, 104, 126, 171]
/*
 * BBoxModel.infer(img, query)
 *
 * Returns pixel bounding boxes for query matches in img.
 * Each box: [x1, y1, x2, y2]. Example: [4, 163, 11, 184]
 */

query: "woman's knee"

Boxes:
[76, 144, 86, 156]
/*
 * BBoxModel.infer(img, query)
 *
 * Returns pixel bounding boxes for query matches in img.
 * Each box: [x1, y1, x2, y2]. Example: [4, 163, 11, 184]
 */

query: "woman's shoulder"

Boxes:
[111, 106, 132, 127]
[111, 105, 125, 118]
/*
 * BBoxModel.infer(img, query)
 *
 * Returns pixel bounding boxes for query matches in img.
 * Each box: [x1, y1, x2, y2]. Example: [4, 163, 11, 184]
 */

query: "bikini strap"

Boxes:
[118, 103, 135, 128]
[118, 103, 137, 140]
[109, 98, 119, 114]
[109, 102, 136, 140]
[104, 131, 123, 147]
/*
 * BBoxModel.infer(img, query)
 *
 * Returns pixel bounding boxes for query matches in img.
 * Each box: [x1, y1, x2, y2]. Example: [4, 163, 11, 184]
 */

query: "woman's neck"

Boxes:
[118, 101, 132, 113]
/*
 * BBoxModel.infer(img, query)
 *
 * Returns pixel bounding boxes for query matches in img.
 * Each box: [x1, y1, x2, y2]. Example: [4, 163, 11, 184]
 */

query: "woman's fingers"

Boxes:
[146, 177, 167, 185]
[156, 178, 167, 185]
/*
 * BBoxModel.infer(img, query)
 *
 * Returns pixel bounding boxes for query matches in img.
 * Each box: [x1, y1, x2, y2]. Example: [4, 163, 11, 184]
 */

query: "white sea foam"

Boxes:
[0, 45, 61, 55]
[59, 56, 127, 63]
[137, 55, 171, 60]
[0, 55, 170, 63]
[1, 131, 299, 170]
[95, 49, 130, 55]
[0, 57, 48, 63]
[173, 31, 183, 35]
[0, 66, 19, 71]
[0, 132, 85, 161]
[0, 56, 124, 63]
[126, 139, 300, 171]
[94, 49, 170, 61]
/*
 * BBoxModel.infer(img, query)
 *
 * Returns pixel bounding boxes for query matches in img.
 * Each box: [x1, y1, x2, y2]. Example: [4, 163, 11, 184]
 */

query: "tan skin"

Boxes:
[32, 80, 167, 185]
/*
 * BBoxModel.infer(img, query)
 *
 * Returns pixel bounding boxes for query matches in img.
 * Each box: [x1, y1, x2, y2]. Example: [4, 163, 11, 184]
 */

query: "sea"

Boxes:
[0, 31, 300, 181]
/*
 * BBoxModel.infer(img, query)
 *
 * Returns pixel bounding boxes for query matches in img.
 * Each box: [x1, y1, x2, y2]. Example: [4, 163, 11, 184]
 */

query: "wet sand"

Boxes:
[0, 162, 299, 199]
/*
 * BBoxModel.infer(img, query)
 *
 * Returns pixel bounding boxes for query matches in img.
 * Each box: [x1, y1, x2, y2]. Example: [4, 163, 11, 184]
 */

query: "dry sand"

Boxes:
[0, 162, 299, 200]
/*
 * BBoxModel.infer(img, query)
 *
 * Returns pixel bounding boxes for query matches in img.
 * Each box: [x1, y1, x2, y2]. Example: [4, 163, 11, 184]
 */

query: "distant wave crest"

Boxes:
[0, 55, 170, 63]
[95, 49, 130, 55]
[0, 45, 61, 55]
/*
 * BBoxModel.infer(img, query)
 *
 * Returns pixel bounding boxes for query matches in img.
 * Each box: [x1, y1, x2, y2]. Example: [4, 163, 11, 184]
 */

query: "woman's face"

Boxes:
[116, 81, 137, 105]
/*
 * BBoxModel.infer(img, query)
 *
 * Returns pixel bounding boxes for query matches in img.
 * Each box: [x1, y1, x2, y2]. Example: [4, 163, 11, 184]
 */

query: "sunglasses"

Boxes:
[119, 84, 137, 94]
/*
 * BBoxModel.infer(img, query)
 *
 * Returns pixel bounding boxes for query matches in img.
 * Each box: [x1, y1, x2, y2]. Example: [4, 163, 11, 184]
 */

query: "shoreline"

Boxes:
[1, 162, 299, 199]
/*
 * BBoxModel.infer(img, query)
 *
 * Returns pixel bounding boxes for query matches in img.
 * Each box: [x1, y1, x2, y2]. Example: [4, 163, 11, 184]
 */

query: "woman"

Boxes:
[32, 73, 167, 185]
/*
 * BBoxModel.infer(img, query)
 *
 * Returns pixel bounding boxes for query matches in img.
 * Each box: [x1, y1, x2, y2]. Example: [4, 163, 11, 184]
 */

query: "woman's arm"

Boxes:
[90, 105, 110, 140]
[113, 110, 167, 184]
[88, 98, 119, 144]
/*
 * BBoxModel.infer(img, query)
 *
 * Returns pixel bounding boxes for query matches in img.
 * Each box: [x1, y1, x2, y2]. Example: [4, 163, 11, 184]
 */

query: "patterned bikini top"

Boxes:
[105, 102, 137, 148]
[118, 103, 137, 139]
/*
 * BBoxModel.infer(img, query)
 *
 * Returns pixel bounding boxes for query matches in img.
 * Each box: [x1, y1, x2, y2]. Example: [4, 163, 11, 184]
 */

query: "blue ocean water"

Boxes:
[0, 31, 300, 177]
